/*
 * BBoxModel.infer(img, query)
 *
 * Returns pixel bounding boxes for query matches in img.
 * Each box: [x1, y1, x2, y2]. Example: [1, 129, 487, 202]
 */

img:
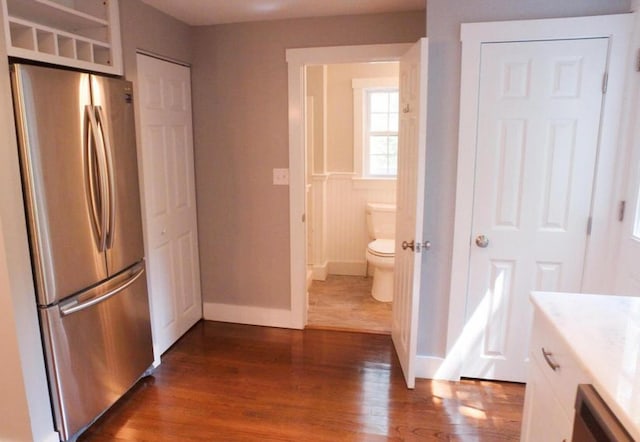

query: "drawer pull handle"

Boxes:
[542, 348, 560, 371]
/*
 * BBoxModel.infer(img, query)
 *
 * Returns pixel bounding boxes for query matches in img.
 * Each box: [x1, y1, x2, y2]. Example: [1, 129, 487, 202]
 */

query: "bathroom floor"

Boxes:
[307, 275, 392, 334]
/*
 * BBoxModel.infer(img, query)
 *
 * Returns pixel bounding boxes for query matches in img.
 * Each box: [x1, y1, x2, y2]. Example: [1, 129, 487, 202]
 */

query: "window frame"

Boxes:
[352, 77, 399, 180]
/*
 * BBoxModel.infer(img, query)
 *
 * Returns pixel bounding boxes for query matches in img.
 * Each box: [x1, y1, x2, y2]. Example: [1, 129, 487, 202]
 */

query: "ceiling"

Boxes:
[140, 0, 426, 26]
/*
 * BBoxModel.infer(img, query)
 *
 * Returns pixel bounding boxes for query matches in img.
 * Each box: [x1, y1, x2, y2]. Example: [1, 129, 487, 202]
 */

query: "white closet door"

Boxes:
[462, 38, 608, 382]
[137, 54, 202, 358]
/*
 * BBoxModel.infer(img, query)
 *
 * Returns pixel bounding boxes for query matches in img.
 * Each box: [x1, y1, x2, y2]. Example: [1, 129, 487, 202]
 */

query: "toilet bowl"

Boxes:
[365, 203, 396, 302]
[366, 239, 395, 302]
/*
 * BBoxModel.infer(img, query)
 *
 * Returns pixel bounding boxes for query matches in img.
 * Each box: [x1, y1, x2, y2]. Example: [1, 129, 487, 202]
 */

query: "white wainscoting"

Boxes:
[310, 175, 328, 279]
[308, 173, 396, 279]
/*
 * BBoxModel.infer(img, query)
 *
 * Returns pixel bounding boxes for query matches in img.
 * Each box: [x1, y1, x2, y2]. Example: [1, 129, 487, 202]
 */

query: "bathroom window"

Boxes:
[352, 77, 399, 180]
[364, 89, 399, 177]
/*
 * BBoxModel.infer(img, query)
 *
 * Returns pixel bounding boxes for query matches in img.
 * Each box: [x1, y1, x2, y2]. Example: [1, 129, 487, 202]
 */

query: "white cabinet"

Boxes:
[521, 352, 574, 441]
[521, 310, 591, 441]
[1, 0, 122, 75]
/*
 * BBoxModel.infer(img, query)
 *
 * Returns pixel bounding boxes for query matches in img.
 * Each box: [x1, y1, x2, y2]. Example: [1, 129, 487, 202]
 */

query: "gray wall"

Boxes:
[419, 0, 632, 357]
[120, 0, 193, 75]
[192, 11, 426, 308]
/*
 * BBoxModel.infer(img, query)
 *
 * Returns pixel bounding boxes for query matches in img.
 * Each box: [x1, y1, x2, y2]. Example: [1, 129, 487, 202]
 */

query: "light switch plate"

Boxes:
[273, 168, 289, 185]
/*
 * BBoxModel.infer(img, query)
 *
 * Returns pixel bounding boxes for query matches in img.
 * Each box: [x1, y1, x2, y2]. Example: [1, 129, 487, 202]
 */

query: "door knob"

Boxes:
[402, 240, 432, 252]
[475, 235, 489, 248]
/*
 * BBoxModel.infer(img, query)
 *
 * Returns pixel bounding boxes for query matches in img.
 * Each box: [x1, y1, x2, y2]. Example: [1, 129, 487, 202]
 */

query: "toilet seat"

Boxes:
[367, 239, 395, 257]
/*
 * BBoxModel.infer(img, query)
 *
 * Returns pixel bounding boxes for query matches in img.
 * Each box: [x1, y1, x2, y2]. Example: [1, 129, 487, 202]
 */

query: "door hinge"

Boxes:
[602, 72, 608, 94]
[636, 49, 640, 72]
[618, 200, 626, 222]
[587, 216, 593, 236]
[302, 213, 306, 223]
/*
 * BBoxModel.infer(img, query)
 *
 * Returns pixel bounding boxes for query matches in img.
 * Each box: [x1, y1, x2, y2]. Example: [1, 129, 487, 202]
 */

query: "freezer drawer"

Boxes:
[40, 262, 153, 440]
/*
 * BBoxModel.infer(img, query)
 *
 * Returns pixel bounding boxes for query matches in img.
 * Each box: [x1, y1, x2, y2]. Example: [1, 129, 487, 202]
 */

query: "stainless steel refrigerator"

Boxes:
[10, 63, 153, 441]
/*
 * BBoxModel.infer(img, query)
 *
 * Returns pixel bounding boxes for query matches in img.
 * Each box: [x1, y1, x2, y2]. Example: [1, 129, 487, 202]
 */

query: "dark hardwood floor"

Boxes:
[80, 321, 524, 441]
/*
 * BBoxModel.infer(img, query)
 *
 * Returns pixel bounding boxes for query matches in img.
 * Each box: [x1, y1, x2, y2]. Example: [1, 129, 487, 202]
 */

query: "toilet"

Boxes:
[365, 203, 396, 302]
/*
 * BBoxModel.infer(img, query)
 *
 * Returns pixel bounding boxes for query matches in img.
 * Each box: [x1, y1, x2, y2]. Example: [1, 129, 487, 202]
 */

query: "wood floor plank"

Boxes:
[79, 321, 524, 441]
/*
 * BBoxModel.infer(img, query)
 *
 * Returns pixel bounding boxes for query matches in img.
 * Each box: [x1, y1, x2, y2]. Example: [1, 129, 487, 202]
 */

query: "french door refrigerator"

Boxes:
[10, 63, 153, 441]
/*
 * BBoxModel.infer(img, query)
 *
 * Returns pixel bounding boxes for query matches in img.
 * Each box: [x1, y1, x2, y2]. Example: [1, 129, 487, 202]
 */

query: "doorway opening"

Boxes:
[304, 61, 399, 334]
[287, 40, 428, 388]
[286, 43, 412, 332]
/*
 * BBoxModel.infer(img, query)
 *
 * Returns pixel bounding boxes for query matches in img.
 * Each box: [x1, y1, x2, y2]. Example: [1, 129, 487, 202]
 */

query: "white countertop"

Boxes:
[531, 291, 640, 441]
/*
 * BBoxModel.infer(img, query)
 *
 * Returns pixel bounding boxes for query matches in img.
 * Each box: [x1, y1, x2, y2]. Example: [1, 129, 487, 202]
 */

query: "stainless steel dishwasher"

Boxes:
[572, 384, 633, 442]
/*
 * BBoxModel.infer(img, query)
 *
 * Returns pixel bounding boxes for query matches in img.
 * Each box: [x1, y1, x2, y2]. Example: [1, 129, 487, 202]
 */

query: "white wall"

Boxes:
[419, 0, 632, 358]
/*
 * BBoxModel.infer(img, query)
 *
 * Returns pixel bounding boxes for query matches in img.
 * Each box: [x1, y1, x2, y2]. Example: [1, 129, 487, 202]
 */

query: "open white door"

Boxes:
[137, 54, 203, 360]
[392, 38, 428, 389]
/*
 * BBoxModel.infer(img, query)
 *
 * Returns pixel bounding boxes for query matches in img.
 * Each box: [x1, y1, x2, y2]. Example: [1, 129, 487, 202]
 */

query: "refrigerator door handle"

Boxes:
[95, 105, 116, 250]
[59, 263, 145, 316]
[85, 105, 109, 252]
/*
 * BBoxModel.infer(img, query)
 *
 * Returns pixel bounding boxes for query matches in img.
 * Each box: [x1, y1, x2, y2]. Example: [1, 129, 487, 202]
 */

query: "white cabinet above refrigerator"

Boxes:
[1, 0, 123, 75]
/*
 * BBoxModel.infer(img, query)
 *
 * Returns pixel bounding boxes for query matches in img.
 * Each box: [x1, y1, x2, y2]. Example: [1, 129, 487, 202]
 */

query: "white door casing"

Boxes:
[392, 38, 428, 389]
[445, 14, 633, 381]
[136, 54, 203, 360]
[462, 38, 608, 382]
[615, 12, 640, 297]
[616, 101, 640, 295]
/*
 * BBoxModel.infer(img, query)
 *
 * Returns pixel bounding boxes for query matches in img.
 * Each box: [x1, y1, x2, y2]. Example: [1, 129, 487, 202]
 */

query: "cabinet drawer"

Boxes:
[522, 358, 573, 442]
[529, 312, 591, 417]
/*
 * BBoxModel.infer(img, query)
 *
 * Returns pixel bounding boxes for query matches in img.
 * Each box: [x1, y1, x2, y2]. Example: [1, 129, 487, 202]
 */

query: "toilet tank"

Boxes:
[366, 203, 396, 240]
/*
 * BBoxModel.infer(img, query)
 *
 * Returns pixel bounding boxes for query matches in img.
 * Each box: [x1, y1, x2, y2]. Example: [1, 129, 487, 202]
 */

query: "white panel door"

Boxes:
[462, 39, 608, 381]
[137, 54, 202, 358]
[392, 38, 428, 389]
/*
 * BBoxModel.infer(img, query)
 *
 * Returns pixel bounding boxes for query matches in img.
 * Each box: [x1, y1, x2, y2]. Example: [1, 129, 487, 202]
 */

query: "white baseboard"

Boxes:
[415, 355, 459, 381]
[312, 262, 328, 280]
[203, 302, 294, 329]
[306, 268, 313, 289]
[43, 432, 60, 442]
[328, 260, 366, 276]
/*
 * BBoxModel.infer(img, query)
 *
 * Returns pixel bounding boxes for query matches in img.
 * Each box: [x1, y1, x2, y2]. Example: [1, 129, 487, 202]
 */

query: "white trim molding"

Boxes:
[414, 356, 458, 381]
[447, 13, 634, 379]
[352, 76, 399, 178]
[203, 303, 294, 329]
